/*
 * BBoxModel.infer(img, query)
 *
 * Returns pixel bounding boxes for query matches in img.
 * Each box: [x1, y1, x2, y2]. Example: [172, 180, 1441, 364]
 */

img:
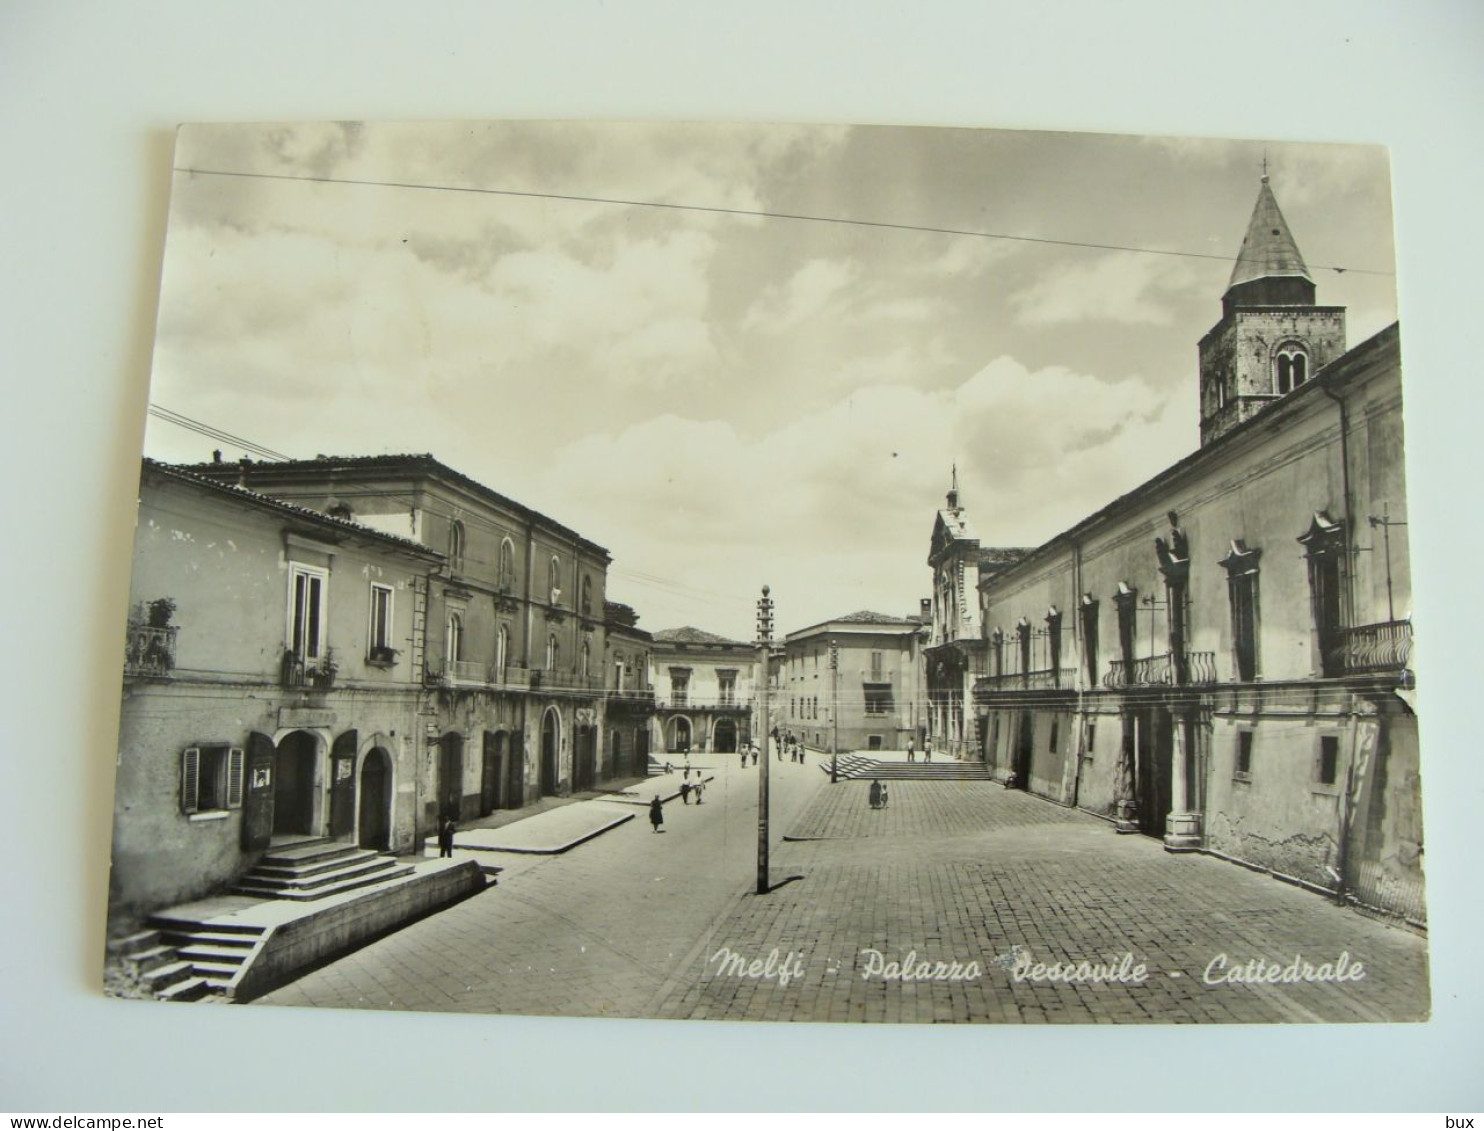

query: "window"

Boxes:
[1299, 513, 1346, 677]
[1317, 735, 1340, 786]
[546, 632, 560, 670]
[289, 564, 328, 662]
[580, 641, 590, 677]
[1235, 730, 1254, 779]
[671, 672, 689, 706]
[1085, 722, 1097, 760]
[549, 556, 562, 606]
[498, 538, 517, 591]
[446, 611, 465, 663]
[581, 575, 593, 617]
[1276, 345, 1309, 395]
[181, 745, 243, 815]
[1046, 607, 1063, 681]
[495, 624, 509, 674]
[870, 651, 884, 680]
[448, 520, 466, 573]
[1114, 584, 1138, 676]
[863, 685, 893, 715]
[368, 583, 394, 660]
[1016, 619, 1031, 676]
[719, 671, 737, 705]
[1220, 541, 1262, 681]
[1079, 596, 1099, 686]
[990, 628, 1004, 678]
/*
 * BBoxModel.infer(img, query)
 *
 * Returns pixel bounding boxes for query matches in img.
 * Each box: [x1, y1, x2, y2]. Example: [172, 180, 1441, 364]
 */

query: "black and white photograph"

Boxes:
[102, 119, 1428, 1025]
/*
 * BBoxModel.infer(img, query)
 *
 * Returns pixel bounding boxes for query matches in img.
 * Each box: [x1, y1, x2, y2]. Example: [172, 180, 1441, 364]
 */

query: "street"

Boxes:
[260, 753, 1429, 1023]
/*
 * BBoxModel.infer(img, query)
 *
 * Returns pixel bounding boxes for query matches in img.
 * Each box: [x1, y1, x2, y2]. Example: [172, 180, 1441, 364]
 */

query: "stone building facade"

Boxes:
[782, 611, 927, 753]
[649, 627, 758, 755]
[966, 179, 1422, 924]
[112, 461, 445, 916]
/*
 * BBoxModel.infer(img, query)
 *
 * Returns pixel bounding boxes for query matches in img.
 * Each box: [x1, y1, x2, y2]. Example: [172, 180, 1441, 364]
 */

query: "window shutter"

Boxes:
[181, 747, 201, 814]
[226, 747, 245, 808]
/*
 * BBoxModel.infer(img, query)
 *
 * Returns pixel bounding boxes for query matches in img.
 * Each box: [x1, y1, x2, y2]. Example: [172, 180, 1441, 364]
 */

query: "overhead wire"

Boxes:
[173, 165, 1394, 277]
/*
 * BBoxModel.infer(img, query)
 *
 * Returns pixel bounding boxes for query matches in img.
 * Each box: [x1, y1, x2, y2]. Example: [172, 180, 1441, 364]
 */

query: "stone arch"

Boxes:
[540, 706, 562, 796]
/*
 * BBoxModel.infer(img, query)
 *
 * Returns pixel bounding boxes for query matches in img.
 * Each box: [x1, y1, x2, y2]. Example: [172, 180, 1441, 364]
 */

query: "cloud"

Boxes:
[540, 355, 1191, 637]
[742, 258, 860, 334]
[1009, 251, 1194, 326]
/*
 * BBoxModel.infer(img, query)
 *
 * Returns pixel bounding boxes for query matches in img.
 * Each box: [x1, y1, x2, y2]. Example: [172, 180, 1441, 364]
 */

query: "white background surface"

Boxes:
[1, 0, 1479, 1112]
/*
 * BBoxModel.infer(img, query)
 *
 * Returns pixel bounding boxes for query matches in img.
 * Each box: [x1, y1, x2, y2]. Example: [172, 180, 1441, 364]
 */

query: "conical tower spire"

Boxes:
[1226, 176, 1312, 295]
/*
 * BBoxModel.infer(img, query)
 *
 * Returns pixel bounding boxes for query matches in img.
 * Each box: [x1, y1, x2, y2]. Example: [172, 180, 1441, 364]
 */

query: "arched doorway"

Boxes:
[540, 709, 560, 796]
[358, 748, 392, 851]
[438, 732, 464, 820]
[667, 716, 692, 754]
[273, 730, 319, 836]
[714, 718, 738, 753]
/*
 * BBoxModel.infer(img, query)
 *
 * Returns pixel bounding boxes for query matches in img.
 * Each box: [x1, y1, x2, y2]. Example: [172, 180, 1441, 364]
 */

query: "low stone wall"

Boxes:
[234, 861, 486, 1001]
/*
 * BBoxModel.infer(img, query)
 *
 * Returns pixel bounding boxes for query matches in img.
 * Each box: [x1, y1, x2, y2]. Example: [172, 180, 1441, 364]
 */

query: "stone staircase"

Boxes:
[821, 754, 995, 782]
[106, 927, 224, 1002]
[232, 839, 413, 901]
[146, 916, 268, 995]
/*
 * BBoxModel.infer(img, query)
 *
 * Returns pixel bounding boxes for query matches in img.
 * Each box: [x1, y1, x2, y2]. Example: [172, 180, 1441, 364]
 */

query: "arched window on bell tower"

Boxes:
[1275, 343, 1309, 395]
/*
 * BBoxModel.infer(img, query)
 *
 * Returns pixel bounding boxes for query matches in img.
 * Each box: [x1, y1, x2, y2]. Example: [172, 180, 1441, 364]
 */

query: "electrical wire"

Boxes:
[173, 165, 1393, 277]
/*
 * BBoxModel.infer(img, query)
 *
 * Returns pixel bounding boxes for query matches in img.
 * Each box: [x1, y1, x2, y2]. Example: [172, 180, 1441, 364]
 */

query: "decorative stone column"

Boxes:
[1164, 708, 1204, 851]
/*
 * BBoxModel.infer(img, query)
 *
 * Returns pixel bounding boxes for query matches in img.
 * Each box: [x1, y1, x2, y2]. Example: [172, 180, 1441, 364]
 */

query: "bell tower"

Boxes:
[1197, 174, 1347, 446]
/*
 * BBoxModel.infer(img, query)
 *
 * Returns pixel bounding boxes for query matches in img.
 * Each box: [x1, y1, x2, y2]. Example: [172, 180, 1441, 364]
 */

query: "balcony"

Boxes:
[533, 668, 604, 692]
[605, 683, 657, 708]
[282, 650, 336, 690]
[655, 696, 754, 712]
[1102, 651, 1217, 689]
[1331, 619, 1413, 676]
[124, 622, 177, 677]
[972, 667, 1076, 695]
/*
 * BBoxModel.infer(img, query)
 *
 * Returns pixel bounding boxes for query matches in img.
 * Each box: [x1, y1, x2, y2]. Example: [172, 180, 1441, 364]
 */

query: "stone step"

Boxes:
[252, 848, 382, 879]
[140, 960, 194, 990]
[177, 944, 253, 964]
[236, 855, 403, 894]
[106, 929, 162, 957]
[122, 945, 177, 972]
[256, 840, 355, 868]
[235, 863, 414, 902]
[157, 976, 213, 1003]
[172, 930, 260, 948]
[180, 960, 245, 978]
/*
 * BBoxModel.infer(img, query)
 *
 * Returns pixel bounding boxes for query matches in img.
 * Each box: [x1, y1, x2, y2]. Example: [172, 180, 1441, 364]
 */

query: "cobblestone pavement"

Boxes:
[655, 780, 1430, 1023]
[257, 748, 826, 1017]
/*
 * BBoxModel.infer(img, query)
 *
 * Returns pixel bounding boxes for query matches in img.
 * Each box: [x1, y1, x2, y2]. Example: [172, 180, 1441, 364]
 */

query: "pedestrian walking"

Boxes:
[679, 780, 692, 804]
[694, 780, 705, 805]
[907, 738, 915, 763]
[924, 738, 933, 763]
[881, 783, 890, 808]
[437, 813, 456, 858]
[751, 748, 758, 766]
[684, 761, 692, 779]
[869, 779, 882, 810]
[649, 796, 664, 832]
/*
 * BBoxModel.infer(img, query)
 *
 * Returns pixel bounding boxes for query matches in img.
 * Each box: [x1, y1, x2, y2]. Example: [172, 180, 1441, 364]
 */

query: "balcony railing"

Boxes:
[1102, 651, 1217, 689]
[1331, 619, 1413, 675]
[973, 667, 1077, 693]
[605, 684, 657, 706]
[656, 696, 754, 711]
[282, 650, 336, 690]
[426, 660, 603, 693]
[125, 622, 177, 677]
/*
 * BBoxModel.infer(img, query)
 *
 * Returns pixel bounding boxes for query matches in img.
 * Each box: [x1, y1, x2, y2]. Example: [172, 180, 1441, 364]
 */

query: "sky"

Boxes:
[142, 120, 1399, 642]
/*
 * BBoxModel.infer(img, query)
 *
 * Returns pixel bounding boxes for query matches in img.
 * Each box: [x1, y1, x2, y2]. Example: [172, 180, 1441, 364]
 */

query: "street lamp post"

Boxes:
[756, 585, 774, 896]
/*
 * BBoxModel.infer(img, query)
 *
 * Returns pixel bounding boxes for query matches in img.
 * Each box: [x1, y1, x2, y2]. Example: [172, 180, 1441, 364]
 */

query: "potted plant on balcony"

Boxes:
[147, 597, 176, 628]
[368, 644, 400, 666]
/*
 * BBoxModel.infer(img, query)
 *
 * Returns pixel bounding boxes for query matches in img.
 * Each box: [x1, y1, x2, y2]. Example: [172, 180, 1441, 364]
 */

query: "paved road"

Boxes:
[260, 763, 1429, 1024]
[258, 747, 827, 1016]
[655, 780, 1430, 1024]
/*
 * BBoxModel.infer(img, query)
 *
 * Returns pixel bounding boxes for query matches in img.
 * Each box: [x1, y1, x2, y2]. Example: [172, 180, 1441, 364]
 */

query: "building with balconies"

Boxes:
[963, 177, 1422, 925]
[112, 460, 448, 917]
[782, 610, 927, 754]
[649, 626, 758, 754]
[181, 453, 616, 816]
[602, 600, 655, 778]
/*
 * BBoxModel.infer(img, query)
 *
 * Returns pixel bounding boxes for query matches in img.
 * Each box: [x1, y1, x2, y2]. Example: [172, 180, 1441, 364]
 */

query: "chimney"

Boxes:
[212, 449, 223, 463]
[920, 598, 931, 621]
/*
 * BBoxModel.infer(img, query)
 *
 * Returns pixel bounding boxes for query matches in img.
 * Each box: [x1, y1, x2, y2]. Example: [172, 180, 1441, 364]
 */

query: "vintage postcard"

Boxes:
[105, 120, 1425, 1023]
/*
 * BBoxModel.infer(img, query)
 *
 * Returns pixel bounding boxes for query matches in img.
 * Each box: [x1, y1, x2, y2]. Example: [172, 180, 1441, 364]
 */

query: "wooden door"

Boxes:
[240, 731, 276, 851]
[329, 729, 358, 838]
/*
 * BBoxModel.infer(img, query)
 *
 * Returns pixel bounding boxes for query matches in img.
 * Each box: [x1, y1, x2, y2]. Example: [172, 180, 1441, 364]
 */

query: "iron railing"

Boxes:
[1331, 619, 1413, 675]
[125, 623, 177, 677]
[1102, 651, 1217, 688]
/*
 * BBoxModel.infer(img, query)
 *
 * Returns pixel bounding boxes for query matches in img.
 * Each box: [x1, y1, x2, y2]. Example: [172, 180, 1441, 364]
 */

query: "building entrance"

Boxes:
[714, 719, 738, 753]
[273, 730, 319, 836]
[540, 710, 560, 796]
[358, 747, 392, 851]
[1134, 707, 1174, 839]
